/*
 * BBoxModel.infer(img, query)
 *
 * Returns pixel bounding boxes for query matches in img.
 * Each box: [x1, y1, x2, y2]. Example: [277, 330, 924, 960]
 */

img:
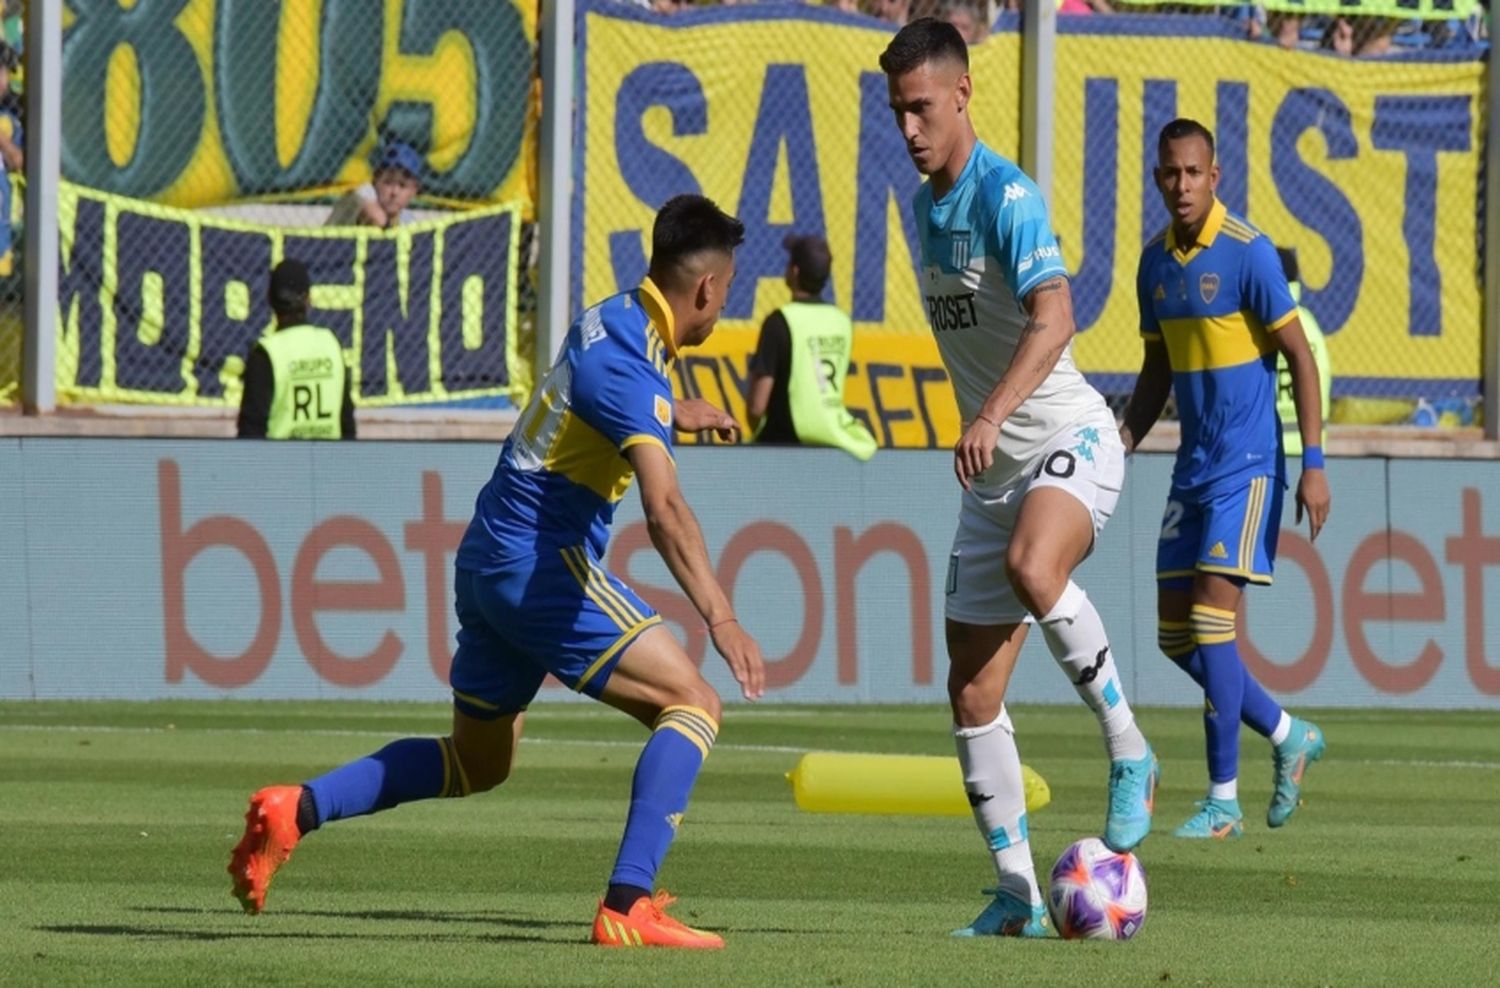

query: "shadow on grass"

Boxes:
[132, 905, 579, 929]
[39, 923, 568, 946]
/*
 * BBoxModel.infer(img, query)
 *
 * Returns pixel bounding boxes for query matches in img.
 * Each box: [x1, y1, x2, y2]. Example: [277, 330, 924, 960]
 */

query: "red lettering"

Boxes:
[291, 518, 404, 687]
[1343, 530, 1444, 694]
[834, 523, 932, 685]
[159, 459, 280, 687]
[403, 471, 467, 681]
[1240, 529, 1333, 692]
[1445, 486, 1500, 694]
[718, 522, 822, 689]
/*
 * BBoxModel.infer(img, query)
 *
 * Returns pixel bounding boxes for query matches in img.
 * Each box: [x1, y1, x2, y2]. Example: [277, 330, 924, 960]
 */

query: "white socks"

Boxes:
[1038, 581, 1148, 762]
[954, 707, 1039, 906]
[1269, 711, 1292, 746]
[1209, 779, 1239, 801]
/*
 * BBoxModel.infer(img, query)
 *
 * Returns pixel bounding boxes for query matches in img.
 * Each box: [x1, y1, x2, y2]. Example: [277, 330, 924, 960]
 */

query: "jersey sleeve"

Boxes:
[570, 337, 675, 460]
[1136, 252, 1161, 340]
[984, 170, 1067, 301]
[1242, 236, 1298, 332]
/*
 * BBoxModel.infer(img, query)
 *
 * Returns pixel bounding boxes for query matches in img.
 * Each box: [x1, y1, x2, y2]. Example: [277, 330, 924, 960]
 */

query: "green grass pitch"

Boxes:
[3, 701, 1498, 986]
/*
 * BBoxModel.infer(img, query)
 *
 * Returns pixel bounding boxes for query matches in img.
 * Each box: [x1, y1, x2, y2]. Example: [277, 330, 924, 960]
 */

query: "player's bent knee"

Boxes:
[1004, 548, 1065, 611]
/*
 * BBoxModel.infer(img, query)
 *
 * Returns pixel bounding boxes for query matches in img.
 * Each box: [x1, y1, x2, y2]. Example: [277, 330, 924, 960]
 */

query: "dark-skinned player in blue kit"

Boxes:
[229, 195, 766, 949]
[1119, 119, 1331, 840]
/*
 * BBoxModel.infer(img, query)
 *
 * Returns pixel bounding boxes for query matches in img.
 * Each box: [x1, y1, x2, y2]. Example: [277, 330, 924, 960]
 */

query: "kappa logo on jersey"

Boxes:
[1209, 541, 1229, 560]
[950, 231, 971, 268]
[654, 394, 672, 428]
[1199, 273, 1221, 304]
[1001, 182, 1028, 207]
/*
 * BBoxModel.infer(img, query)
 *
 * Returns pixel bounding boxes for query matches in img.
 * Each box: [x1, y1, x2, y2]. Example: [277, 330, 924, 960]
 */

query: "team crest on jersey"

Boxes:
[950, 231, 971, 269]
[654, 394, 672, 428]
[1199, 273, 1220, 304]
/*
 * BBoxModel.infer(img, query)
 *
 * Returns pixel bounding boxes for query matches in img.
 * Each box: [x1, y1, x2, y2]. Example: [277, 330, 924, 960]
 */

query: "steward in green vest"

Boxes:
[747, 234, 876, 461]
[238, 259, 355, 440]
[1274, 248, 1329, 457]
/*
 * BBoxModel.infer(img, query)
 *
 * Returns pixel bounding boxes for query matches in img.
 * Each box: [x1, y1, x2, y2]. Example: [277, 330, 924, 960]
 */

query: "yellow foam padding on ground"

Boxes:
[786, 752, 1050, 817]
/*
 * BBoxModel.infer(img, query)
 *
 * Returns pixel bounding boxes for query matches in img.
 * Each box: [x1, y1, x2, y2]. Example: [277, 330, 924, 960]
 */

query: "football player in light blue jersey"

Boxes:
[229, 195, 766, 950]
[882, 19, 1158, 940]
[1120, 120, 1331, 841]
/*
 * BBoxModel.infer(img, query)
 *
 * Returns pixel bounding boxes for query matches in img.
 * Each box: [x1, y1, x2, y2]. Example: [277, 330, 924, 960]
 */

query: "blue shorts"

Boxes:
[1156, 475, 1283, 587]
[449, 545, 661, 719]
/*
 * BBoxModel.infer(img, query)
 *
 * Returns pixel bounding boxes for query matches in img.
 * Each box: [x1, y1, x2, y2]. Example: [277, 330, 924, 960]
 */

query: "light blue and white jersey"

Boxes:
[914, 142, 1106, 485]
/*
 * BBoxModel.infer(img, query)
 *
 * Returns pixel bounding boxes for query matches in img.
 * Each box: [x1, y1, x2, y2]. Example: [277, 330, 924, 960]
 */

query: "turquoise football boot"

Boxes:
[1104, 744, 1159, 852]
[1173, 797, 1243, 839]
[951, 888, 1050, 938]
[1268, 718, 1326, 828]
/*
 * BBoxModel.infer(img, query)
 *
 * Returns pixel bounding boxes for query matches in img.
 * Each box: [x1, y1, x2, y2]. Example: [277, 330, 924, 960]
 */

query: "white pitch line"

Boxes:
[2, 723, 1499, 768]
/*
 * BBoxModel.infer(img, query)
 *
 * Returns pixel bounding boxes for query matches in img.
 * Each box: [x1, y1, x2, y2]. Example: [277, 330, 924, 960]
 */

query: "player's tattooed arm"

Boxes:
[952, 276, 1076, 489]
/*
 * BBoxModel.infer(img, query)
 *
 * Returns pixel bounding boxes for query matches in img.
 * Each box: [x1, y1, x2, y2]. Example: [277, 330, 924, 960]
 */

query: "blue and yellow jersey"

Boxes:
[456, 280, 677, 569]
[1137, 199, 1297, 496]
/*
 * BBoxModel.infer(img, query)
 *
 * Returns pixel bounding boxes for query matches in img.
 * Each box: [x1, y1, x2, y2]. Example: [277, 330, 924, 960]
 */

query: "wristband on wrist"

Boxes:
[708, 617, 738, 632]
[1302, 446, 1325, 469]
[976, 413, 1000, 429]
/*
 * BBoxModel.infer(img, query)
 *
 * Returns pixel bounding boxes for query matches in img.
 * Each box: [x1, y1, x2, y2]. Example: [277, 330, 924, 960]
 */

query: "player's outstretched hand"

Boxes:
[710, 620, 765, 701]
[953, 416, 1000, 490]
[1296, 468, 1331, 542]
[674, 398, 740, 443]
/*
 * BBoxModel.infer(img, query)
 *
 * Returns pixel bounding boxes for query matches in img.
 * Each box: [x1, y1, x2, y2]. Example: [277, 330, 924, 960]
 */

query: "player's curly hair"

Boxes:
[879, 17, 969, 77]
[1158, 118, 1216, 160]
[650, 195, 745, 278]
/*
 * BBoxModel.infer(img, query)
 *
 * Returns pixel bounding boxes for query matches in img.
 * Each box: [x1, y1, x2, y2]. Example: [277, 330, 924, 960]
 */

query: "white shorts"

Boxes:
[944, 406, 1125, 626]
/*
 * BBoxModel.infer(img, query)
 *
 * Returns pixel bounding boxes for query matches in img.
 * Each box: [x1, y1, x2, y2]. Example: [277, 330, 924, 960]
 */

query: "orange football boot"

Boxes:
[228, 785, 303, 914]
[591, 891, 725, 949]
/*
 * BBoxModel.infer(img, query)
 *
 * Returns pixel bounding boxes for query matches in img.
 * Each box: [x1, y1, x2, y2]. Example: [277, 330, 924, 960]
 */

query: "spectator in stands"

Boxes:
[869, 0, 912, 26]
[238, 260, 356, 440]
[827, 0, 861, 12]
[1320, 15, 1355, 54]
[746, 234, 876, 460]
[0, 41, 22, 280]
[942, 0, 989, 42]
[325, 141, 423, 230]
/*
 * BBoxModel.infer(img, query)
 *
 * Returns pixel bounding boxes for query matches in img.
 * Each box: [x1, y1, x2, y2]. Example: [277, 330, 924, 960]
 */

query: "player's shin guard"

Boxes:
[1190, 605, 1245, 787]
[608, 706, 718, 893]
[1163, 619, 1284, 740]
[304, 736, 470, 828]
[954, 707, 1039, 906]
[1039, 581, 1146, 761]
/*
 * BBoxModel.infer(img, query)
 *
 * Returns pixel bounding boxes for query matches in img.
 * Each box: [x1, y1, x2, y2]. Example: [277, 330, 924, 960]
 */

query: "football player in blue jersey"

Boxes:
[882, 19, 1158, 939]
[1120, 119, 1330, 840]
[229, 195, 766, 949]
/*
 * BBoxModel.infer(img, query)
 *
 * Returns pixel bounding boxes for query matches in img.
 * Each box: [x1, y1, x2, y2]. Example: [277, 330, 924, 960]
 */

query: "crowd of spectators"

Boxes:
[627, 0, 1490, 54]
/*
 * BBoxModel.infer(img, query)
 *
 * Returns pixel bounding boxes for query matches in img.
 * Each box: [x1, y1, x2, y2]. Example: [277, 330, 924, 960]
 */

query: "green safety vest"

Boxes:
[260, 325, 348, 440]
[1275, 285, 1331, 457]
[764, 301, 877, 461]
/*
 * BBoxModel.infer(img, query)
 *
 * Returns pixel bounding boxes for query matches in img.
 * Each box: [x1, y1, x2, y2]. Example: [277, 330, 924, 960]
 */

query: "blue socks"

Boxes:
[608, 706, 718, 892]
[1190, 605, 1245, 785]
[304, 736, 470, 828]
[1161, 619, 1285, 738]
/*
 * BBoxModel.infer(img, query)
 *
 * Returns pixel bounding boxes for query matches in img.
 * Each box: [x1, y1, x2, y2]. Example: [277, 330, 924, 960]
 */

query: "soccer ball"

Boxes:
[1047, 837, 1148, 940]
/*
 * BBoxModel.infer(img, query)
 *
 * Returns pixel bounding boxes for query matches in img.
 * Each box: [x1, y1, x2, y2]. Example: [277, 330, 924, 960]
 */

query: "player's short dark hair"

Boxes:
[649, 195, 745, 282]
[1158, 118, 1216, 161]
[879, 17, 969, 77]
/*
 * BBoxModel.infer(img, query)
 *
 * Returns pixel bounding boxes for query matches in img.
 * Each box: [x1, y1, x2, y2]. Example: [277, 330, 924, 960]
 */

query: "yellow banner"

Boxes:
[1054, 24, 1483, 398]
[55, 182, 528, 408]
[578, 6, 1485, 444]
[61, 0, 536, 215]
